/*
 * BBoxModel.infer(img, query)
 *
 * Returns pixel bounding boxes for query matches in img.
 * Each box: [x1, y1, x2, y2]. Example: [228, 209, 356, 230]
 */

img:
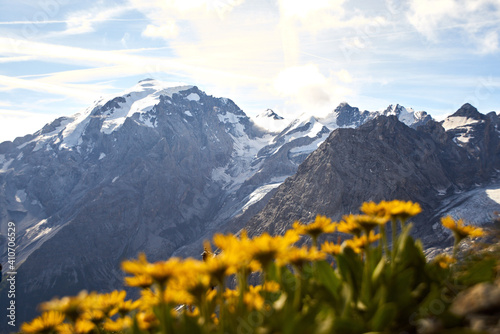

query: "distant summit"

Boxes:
[450, 103, 484, 120]
[252, 109, 288, 133]
[256, 109, 284, 120]
[244, 107, 500, 244]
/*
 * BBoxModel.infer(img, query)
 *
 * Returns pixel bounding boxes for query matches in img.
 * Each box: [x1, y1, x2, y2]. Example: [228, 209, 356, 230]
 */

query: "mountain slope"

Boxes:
[0, 80, 272, 328]
[244, 105, 500, 247]
[171, 102, 433, 257]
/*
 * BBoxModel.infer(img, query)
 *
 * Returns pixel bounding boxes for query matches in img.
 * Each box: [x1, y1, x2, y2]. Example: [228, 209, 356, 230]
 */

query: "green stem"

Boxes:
[381, 225, 389, 257]
[217, 282, 225, 334]
[157, 284, 170, 334]
[362, 244, 372, 301]
[237, 268, 247, 312]
[391, 218, 397, 271]
[293, 267, 302, 310]
[452, 237, 460, 258]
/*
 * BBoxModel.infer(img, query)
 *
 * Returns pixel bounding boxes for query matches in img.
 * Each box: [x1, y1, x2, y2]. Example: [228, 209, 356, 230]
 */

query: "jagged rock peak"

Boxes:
[383, 104, 412, 114]
[257, 109, 284, 120]
[451, 103, 484, 120]
[334, 102, 357, 112]
[359, 114, 408, 133]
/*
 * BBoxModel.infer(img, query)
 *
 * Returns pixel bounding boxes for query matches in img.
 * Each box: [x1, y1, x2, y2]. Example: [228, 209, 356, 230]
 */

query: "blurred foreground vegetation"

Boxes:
[20, 200, 499, 334]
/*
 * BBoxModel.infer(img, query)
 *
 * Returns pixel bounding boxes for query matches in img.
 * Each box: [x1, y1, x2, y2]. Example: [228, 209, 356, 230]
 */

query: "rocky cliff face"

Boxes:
[244, 105, 500, 248]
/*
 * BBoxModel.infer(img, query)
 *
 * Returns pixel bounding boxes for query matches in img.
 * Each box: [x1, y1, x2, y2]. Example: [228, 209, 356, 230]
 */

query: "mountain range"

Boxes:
[0, 79, 498, 330]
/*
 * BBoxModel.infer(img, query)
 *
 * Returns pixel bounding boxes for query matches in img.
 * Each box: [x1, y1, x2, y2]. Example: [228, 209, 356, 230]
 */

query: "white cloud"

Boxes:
[120, 33, 130, 48]
[278, 0, 344, 20]
[0, 37, 268, 102]
[0, 56, 37, 63]
[407, 0, 500, 53]
[273, 64, 353, 112]
[336, 69, 353, 83]
[142, 22, 179, 39]
[278, 0, 388, 34]
[274, 64, 327, 95]
[130, 0, 246, 39]
[478, 30, 499, 54]
[49, 5, 135, 37]
[0, 109, 57, 142]
[0, 74, 110, 103]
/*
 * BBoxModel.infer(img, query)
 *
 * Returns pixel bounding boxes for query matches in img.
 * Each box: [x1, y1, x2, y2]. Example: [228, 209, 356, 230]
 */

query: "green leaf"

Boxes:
[370, 302, 397, 331]
[337, 247, 363, 294]
[181, 313, 203, 334]
[371, 256, 387, 286]
[316, 260, 341, 299]
[458, 258, 496, 286]
[332, 317, 366, 334]
[280, 265, 298, 295]
[389, 267, 415, 308]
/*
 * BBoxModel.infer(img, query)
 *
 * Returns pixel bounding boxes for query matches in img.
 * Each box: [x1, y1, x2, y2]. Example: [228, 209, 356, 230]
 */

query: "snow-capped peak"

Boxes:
[13, 79, 200, 151]
[252, 109, 288, 133]
[124, 78, 194, 98]
[378, 104, 431, 127]
[256, 109, 284, 120]
[58, 80, 196, 148]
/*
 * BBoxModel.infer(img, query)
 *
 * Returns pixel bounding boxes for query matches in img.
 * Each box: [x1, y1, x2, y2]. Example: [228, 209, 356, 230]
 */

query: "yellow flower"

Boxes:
[139, 287, 194, 308]
[342, 214, 388, 233]
[263, 280, 281, 293]
[81, 309, 105, 325]
[21, 311, 65, 334]
[122, 253, 183, 286]
[40, 291, 88, 322]
[293, 215, 336, 239]
[103, 316, 132, 332]
[378, 200, 421, 222]
[247, 231, 299, 269]
[212, 231, 254, 271]
[94, 290, 126, 316]
[223, 289, 239, 313]
[121, 252, 149, 276]
[441, 216, 484, 242]
[57, 319, 95, 334]
[211, 313, 219, 325]
[361, 201, 389, 218]
[179, 266, 211, 302]
[321, 241, 342, 256]
[223, 288, 239, 299]
[125, 274, 154, 288]
[206, 288, 218, 302]
[337, 219, 363, 236]
[136, 311, 159, 332]
[344, 231, 381, 252]
[185, 307, 200, 317]
[279, 245, 326, 268]
[244, 285, 265, 311]
[204, 253, 237, 285]
[163, 285, 196, 305]
[116, 299, 141, 316]
[147, 258, 183, 285]
[433, 254, 456, 269]
[247, 233, 281, 268]
[139, 289, 161, 309]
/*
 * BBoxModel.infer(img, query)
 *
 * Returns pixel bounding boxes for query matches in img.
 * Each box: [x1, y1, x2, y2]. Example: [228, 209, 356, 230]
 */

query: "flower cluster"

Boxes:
[20, 200, 487, 334]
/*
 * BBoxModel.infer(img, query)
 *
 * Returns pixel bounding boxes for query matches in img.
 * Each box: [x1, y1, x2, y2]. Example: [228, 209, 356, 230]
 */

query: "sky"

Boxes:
[0, 0, 499, 142]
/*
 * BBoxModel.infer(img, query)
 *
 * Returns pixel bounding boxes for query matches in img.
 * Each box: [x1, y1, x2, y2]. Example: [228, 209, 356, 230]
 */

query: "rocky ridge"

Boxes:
[244, 104, 500, 249]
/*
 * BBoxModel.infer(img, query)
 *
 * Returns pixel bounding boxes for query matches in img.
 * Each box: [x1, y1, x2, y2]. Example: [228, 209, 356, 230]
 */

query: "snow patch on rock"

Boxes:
[186, 93, 200, 101]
